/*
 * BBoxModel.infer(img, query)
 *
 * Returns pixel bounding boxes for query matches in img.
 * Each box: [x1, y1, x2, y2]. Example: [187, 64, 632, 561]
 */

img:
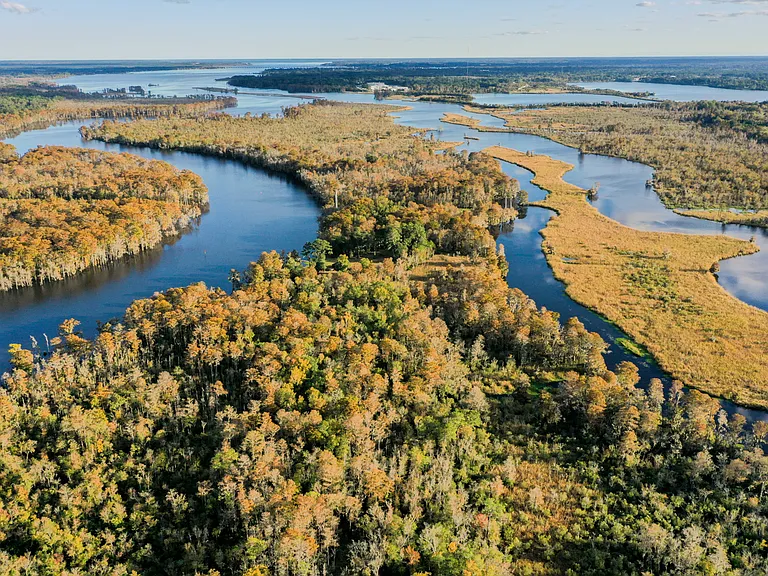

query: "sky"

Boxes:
[0, 0, 766, 60]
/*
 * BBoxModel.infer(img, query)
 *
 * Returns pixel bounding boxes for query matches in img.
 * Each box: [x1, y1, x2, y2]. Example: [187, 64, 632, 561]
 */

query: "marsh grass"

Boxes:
[486, 146, 768, 409]
[472, 105, 768, 214]
[675, 208, 768, 228]
[441, 112, 510, 133]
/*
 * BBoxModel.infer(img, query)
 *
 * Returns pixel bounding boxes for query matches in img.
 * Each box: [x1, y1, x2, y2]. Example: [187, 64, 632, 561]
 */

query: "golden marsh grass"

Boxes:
[486, 146, 768, 409]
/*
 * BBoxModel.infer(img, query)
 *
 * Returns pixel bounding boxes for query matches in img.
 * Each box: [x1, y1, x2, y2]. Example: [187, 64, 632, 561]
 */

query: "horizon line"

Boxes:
[3, 54, 768, 63]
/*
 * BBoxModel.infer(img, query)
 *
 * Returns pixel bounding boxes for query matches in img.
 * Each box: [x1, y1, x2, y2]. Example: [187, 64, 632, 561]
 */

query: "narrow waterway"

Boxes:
[369, 98, 768, 312]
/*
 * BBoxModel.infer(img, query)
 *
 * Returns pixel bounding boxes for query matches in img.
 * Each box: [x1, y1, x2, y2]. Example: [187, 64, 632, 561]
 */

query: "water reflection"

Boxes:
[0, 246, 166, 315]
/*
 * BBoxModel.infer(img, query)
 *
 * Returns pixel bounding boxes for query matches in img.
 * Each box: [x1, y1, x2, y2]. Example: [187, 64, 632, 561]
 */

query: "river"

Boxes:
[0, 68, 765, 421]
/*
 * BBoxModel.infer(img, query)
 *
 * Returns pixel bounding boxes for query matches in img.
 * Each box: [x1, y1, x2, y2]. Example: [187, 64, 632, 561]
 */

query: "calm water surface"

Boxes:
[472, 92, 648, 106]
[0, 72, 761, 421]
[59, 60, 327, 98]
[575, 81, 768, 102]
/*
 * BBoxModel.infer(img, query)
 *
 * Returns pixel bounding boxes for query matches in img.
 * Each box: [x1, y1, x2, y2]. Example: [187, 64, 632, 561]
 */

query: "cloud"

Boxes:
[496, 30, 549, 36]
[698, 8, 768, 16]
[0, 1, 32, 13]
[636, 1, 656, 6]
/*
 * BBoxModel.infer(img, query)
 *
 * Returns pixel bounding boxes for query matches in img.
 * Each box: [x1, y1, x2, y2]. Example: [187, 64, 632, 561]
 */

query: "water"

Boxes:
[59, 60, 327, 99]
[574, 81, 768, 103]
[496, 160, 766, 422]
[1, 121, 320, 358]
[0, 70, 761, 421]
[33, 76, 768, 315]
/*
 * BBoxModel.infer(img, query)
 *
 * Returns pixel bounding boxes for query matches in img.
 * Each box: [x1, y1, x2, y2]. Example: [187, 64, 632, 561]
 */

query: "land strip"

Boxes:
[0, 85, 236, 139]
[486, 145, 768, 409]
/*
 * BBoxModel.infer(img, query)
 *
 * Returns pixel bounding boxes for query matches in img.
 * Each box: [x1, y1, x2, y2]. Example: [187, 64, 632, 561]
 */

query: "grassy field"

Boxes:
[486, 146, 768, 409]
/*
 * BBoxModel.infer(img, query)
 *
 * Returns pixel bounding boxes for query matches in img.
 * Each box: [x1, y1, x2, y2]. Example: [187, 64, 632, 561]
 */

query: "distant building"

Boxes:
[368, 82, 410, 93]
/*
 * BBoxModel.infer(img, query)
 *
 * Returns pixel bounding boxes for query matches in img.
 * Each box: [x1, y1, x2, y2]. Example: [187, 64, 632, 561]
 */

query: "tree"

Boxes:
[302, 239, 332, 270]
[228, 268, 242, 292]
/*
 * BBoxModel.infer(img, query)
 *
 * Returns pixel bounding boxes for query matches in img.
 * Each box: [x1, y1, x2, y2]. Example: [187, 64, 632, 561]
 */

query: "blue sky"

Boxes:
[1, 0, 766, 59]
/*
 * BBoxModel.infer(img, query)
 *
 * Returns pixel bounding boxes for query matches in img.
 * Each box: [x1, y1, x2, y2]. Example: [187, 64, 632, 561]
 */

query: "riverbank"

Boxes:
[458, 104, 768, 223]
[0, 120, 322, 366]
[487, 146, 768, 410]
[0, 145, 209, 291]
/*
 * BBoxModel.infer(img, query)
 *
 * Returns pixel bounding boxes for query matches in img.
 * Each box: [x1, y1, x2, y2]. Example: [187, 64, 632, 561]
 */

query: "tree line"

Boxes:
[0, 85, 236, 140]
[0, 145, 208, 290]
[226, 58, 768, 94]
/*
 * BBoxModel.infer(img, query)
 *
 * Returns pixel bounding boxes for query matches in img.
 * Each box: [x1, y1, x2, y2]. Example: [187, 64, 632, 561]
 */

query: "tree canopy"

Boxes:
[0, 146, 208, 290]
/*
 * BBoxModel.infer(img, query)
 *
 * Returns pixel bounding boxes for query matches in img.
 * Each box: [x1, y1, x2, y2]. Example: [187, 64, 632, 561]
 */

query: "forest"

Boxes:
[226, 57, 768, 94]
[4, 217, 768, 576]
[685, 101, 768, 145]
[0, 84, 236, 140]
[227, 68, 615, 97]
[459, 101, 768, 215]
[78, 101, 768, 406]
[0, 98, 762, 575]
[0, 145, 208, 290]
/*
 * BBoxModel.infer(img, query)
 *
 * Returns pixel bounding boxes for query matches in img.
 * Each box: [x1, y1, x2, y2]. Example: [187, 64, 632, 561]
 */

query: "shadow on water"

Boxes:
[0, 246, 167, 316]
